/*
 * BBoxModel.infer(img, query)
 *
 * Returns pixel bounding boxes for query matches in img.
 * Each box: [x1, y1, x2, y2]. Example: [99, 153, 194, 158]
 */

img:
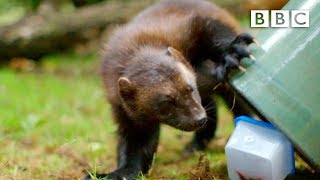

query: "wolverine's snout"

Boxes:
[195, 115, 207, 127]
[189, 99, 207, 128]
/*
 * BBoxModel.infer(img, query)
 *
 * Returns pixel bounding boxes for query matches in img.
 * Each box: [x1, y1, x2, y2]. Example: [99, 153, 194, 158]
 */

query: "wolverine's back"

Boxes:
[102, 0, 239, 105]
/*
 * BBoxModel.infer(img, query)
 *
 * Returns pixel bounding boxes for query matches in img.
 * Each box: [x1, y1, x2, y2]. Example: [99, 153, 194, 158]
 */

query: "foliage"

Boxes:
[0, 0, 39, 12]
[0, 0, 108, 11]
[0, 0, 27, 25]
[0, 0, 109, 26]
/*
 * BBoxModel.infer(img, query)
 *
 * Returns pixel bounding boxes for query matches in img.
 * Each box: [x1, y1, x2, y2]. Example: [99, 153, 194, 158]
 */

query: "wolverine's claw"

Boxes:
[238, 65, 246, 72]
[252, 39, 260, 47]
[249, 54, 256, 61]
[217, 33, 254, 81]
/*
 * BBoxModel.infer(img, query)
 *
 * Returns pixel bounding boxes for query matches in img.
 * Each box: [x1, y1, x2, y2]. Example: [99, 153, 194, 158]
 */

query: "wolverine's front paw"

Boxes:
[213, 33, 258, 81]
[83, 172, 122, 180]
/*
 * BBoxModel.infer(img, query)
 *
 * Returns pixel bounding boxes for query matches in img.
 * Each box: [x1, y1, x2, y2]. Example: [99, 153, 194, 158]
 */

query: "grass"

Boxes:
[0, 52, 314, 179]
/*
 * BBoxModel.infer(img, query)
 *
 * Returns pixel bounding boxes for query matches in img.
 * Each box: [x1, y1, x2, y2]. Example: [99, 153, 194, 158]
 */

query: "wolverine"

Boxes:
[86, 0, 257, 179]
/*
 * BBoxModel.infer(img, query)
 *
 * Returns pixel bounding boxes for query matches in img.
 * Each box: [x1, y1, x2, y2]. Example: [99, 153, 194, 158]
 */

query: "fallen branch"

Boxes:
[0, 0, 155, 60]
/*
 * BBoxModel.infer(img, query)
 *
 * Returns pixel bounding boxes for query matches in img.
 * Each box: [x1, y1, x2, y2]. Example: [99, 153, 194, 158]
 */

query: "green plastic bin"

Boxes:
[229, 0, 320, 170]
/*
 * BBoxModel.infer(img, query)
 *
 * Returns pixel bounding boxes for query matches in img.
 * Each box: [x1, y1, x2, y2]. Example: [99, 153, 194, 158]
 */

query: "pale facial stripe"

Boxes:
[176, 61, 206, 118]
[175, 61, 196, 86]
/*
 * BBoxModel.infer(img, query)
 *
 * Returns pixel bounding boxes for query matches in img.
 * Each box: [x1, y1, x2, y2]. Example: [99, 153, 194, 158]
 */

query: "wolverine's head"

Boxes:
[117, 47, 207, 131]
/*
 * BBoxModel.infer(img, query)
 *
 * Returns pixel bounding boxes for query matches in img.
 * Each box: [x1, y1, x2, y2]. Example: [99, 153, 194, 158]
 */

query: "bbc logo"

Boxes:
[251, 10, 310, 28]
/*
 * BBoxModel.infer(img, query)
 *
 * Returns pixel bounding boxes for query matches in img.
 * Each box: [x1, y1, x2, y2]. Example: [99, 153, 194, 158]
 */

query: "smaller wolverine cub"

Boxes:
[86, 0, 257, 179]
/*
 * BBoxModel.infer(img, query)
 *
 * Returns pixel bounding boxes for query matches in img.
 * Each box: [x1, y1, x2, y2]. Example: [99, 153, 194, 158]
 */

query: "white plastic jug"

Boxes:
[225, 116, 295, 180]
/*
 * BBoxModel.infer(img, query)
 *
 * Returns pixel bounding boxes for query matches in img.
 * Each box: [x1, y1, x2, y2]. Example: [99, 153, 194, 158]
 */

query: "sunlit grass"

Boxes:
[1, 53, 114, 178]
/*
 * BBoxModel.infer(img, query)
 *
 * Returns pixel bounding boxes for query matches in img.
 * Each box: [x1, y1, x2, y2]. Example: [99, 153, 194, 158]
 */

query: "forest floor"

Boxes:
[0, 52, 315, 180]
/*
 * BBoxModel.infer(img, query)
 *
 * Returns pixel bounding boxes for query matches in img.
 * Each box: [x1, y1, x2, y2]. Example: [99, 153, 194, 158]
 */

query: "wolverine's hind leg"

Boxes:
[183, 100, 217, 155]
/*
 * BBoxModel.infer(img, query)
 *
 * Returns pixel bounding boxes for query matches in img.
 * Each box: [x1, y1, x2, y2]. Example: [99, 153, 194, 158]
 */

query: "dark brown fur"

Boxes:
[87, 0, 256, 179]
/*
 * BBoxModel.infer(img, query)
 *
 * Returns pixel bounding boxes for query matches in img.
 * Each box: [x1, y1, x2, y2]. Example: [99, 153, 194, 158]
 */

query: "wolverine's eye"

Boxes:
[158, 95, 176, 113]
[159, 95, 175, 104]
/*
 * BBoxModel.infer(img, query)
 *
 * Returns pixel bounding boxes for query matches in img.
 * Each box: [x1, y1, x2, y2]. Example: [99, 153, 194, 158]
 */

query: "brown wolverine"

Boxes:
[86, 0, 257, 179]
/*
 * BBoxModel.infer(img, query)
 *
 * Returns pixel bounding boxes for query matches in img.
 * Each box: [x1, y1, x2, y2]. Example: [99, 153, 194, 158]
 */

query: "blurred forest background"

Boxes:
[3, 0, 315, 180]
[0, 0, 288, 62]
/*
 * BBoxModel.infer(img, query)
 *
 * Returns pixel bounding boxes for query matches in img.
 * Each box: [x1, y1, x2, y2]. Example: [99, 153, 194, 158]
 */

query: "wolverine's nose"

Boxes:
[196, 116, 207, 127]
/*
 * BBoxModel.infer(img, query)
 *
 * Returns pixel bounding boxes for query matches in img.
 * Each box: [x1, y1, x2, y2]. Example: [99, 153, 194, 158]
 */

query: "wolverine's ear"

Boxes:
[118, 77, 135, 100]
[166, 47, 185, 60]
[166, 47, 178, 56]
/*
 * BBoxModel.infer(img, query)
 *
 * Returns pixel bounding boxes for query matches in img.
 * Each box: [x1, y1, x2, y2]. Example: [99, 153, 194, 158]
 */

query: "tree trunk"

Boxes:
[0, 0, 155, 60]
